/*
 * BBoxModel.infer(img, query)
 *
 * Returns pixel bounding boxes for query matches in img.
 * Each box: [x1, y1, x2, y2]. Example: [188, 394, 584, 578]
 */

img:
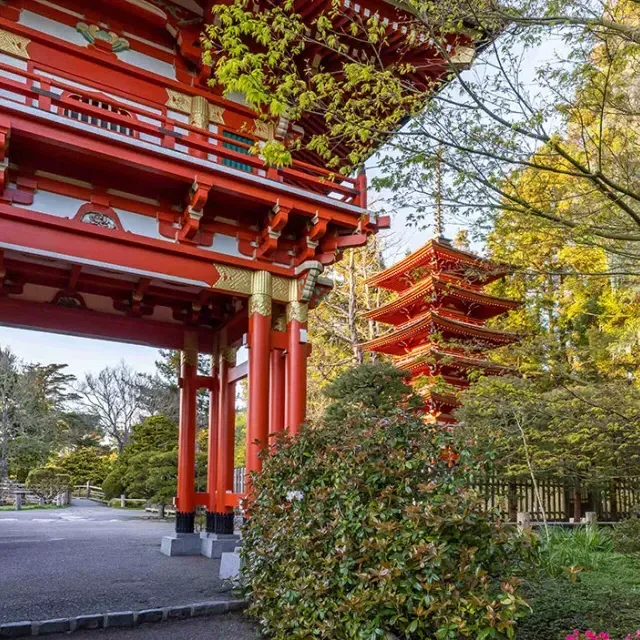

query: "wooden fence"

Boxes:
[233, 468, 640, 522]
[469, 475, 640, 522]
[71, 483, 107, 504]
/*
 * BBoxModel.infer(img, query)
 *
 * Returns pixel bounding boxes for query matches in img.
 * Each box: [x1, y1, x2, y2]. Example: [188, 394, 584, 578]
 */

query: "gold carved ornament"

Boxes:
[272, 313, 287, 332]
[221, 345, 238, 366]
[212, 264, 252, 295]
[165, 89, 225, 126]
[0, 29, 30, 60]
[286, 301, 308, 324]
[181, 332, 199, 366]
[249, 271, 272, 317]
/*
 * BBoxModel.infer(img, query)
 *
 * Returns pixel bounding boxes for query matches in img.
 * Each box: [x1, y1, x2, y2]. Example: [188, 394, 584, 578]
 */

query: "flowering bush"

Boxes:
[566, 631, 640, 640]
[241, 363, 539, 639]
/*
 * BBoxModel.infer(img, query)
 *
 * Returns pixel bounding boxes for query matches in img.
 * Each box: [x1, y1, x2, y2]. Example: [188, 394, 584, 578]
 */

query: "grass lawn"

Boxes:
[518, 552, 640, 639]
[0, 504, 66, 512]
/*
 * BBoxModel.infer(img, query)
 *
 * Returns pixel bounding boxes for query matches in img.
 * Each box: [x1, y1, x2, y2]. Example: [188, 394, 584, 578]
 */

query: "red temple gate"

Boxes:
[0, 0, 481, 545]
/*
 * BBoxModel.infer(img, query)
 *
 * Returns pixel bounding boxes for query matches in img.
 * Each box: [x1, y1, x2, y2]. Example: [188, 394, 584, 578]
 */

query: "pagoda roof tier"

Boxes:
[367, 238, 510, 292]
[395, 344, 511, 378]
[362, 311, 519, 355]
[365, 274, 520, 325]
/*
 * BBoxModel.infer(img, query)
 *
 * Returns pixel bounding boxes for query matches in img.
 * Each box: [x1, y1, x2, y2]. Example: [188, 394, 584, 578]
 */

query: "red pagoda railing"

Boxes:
[0, 61, 365, 207]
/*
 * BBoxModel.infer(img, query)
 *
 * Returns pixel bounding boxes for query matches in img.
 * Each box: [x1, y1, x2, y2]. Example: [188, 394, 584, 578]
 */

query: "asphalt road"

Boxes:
[48, 614, 260, 639]
[0, 500, 233, 624]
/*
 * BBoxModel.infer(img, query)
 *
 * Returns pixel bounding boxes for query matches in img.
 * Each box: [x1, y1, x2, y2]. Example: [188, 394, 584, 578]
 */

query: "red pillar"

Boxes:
[269, 347, 286, 444]
[247, 272, 272, 486]
[286, 301, 308, 436]
[214, 342, 236, 534]
[176, 333, 198, 533]
[205, 342, 219, 532]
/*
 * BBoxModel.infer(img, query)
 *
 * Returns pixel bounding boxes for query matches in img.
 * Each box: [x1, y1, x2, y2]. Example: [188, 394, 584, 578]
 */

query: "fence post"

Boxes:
[517, 511, 531, 532]
[507, 481, 518, 522]
[86, 480, 90, 499]
[610, 478, 618, 521]
[15, 491, 23, 511]
[120, 494, 126, 509]
[39, 496, 45, 507]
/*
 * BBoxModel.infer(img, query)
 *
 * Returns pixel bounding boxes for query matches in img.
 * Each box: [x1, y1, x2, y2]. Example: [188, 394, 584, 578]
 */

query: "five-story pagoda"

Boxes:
[364, 236, 520, 424]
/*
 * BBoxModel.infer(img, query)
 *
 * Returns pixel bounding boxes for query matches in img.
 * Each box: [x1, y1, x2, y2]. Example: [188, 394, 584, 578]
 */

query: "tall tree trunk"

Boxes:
[347, 250, 362, 363]
[0, 406, 9, 481]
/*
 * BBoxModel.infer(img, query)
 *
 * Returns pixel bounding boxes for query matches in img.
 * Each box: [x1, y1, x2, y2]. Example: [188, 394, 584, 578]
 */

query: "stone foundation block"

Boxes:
[160, 533, 202, 557]
[200, 533, 240, 559]
[219, 549, 243, 581]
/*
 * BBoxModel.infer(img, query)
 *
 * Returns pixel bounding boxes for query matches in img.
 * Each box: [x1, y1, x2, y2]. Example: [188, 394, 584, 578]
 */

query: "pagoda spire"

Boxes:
[363, 237, 520, 424]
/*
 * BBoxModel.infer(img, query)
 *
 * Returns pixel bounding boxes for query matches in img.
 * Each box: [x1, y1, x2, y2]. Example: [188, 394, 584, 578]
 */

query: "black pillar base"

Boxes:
[175, 510, 196, 534]
[206, 511, 235, 535]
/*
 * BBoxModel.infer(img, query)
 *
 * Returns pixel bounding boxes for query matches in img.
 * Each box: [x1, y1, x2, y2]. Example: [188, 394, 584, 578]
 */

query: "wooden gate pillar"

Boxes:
[286, 300, 308, 436]
[176, 332, 198, 533]
[246, 272, 272, 485]
[213, 339, 236, 534]
[205, 338, 220, 533]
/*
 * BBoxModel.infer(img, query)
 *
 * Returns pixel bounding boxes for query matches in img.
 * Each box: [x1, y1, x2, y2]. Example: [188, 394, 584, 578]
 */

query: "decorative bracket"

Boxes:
[256, 203, 290, 259]
[295, 261, 324, 303]
[177, 177, 213, 242]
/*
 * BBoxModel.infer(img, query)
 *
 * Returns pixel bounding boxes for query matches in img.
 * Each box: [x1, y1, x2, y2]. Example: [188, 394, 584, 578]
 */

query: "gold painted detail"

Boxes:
[286, 301, 308, 324]
[253, 119, 275, 141]
[272, 313, 287, 332]
[181, 332, 199, 366]
[210, 105, 225, 125]
[221, 345, 238, 366]
[249, 293, 272, 317]
[0, 29, 30, 60]
[189, 95, 210, 129]
[212, 265, 252, 295]
[252, 271, 272, 296]
[166, 88, 192, 114]
[272, 276, 292, 303]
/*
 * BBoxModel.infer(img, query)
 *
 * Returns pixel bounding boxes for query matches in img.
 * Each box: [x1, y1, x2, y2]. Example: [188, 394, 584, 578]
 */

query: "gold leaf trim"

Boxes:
[166, 88, 192, 114]
[189, 95, 209, 129]
[222, 346, 238, 366]
[286, 301, 308, 324]
[249, 293, 272, 317]
[272, 276, 292, 303]
[272, 313, 287, 332]
[0, 29, 30, 60]
[253, 119, 274, 140]
[210, 105, 225, 125]
[251, 271, 272, 296]
[212, 265, 252, 295]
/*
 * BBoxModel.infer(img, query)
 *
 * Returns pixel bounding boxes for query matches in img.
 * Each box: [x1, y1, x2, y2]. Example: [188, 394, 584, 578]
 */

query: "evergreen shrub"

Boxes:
[241, 363, 539, 639]
[611, 518, 640, 554]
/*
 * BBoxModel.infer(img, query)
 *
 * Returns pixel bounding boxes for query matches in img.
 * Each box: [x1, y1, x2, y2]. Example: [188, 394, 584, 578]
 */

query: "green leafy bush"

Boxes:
[25, 466, 71, 501]
[55, 447, 113, 487]
[611, 518, 640, 553]
[241, 363, 538, 639]
[102, 469, 125, 500]
[107, 498, 147, 509]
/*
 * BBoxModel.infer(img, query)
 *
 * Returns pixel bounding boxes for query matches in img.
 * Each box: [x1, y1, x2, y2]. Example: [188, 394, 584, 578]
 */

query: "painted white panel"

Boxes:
[22, 190, 84, 218]
[0, 89, 26, 104]
[210, 234, 243, 258]
[117, 49, 176, 80]
[0, 53, 28, 70]
[113, 208, 166, 241]
[168, 110, 188, 124]
[20, 11, 88, 48]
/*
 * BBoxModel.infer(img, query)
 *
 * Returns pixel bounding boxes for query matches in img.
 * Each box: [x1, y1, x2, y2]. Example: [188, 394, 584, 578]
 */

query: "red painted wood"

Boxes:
[247, 310, 271, 477]
[269, 348, 286, 444]
[177, 353, 198, 514]
[0, 295, 215, 351]
[207, 359, 219, 512]
[286, 319, 308, 436]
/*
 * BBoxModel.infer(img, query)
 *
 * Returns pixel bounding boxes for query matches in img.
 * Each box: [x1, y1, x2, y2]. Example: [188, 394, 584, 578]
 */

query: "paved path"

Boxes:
[0, 499, 232, 623]
[48, 614, 260, 639]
